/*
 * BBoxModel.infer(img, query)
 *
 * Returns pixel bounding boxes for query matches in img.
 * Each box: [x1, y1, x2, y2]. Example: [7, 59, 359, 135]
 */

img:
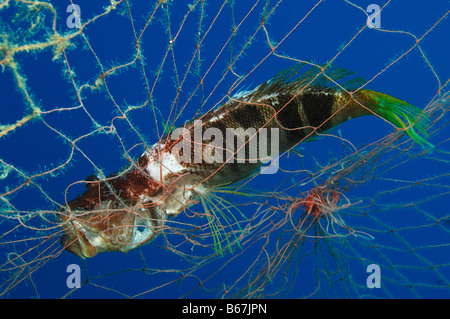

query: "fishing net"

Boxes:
[0, 0, 449, 298]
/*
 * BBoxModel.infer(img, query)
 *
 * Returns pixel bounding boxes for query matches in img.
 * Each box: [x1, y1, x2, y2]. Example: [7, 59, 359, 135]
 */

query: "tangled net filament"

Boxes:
[287, 186, 372, 240]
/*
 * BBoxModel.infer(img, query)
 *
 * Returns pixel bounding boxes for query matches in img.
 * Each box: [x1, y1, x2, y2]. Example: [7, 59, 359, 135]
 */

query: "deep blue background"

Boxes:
[0, 0, 449, 298]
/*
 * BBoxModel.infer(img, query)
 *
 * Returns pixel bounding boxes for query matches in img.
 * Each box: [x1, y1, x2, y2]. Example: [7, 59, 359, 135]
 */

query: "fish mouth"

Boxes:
[60, 220, 99, 259]
[59, 202, 162, 259]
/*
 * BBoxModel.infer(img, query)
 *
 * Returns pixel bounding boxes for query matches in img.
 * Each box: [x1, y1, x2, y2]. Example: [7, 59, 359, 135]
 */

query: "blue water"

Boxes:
[0, 0, 449, 298]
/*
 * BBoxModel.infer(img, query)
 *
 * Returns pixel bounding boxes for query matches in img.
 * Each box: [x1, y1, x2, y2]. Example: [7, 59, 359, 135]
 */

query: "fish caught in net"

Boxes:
[0, 0, 449, 298]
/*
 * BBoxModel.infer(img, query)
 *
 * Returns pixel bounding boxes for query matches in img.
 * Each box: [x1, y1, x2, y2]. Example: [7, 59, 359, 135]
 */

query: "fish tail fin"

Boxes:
[359, 90, 433, 148]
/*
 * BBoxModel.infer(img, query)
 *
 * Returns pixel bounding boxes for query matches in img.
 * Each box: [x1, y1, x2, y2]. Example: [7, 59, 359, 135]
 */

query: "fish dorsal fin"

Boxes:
[250, 62, 367, 99]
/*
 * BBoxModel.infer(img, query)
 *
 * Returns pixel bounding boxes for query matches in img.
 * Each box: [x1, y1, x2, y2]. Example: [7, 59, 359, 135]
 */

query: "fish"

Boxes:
[59, 62, 432, 258]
